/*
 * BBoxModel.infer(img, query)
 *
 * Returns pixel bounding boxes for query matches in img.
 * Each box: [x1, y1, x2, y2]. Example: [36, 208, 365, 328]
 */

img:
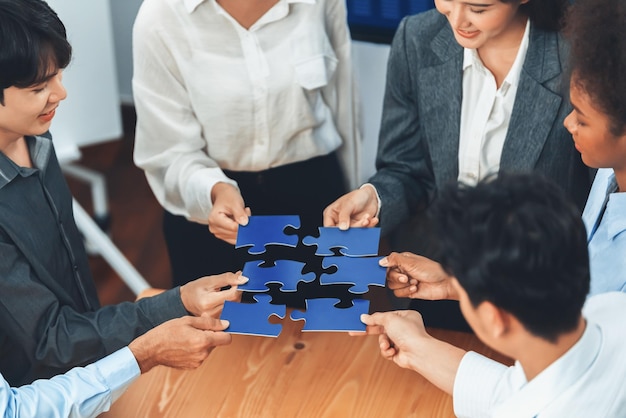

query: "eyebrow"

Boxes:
[463, 2, 493, 6]
[571, 102, 587, 118]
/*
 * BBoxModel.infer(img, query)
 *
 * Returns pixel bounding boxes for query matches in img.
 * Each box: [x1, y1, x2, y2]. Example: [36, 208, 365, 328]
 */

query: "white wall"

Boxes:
[352, 41, 389, 183]
[110, 0, 144, 104]
[47, 0, 122, 150]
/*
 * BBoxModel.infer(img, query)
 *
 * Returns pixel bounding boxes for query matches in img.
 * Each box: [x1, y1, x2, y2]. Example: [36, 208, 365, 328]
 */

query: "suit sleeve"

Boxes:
[368, 17, 435, 234]
[0, 237, 186, 380]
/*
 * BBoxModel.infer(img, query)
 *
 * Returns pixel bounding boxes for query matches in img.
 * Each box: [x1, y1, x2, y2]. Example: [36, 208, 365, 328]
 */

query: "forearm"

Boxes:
[0, 348, 139, 418]
[406, 335, 466, 395]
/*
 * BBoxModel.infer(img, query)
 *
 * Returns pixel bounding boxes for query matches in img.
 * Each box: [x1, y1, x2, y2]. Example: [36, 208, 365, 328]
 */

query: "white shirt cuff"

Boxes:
[92, 347, 141, 403]
[360, 183, 381, 218]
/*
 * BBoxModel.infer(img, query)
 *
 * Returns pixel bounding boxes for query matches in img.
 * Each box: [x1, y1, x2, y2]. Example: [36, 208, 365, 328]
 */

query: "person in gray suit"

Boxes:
[324, 0, 592, 329]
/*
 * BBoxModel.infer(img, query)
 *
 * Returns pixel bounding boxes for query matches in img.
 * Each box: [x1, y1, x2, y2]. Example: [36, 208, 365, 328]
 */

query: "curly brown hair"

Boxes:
[564, 0, 626, 136]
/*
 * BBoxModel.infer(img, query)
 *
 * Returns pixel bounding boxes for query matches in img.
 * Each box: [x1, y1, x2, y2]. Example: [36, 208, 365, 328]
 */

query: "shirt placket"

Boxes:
[239, 29, 271, 167]
[465, 70, 496, 184]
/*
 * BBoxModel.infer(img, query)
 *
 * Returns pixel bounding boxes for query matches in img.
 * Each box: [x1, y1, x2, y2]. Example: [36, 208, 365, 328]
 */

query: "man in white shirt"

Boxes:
[360, 173, 626, 417]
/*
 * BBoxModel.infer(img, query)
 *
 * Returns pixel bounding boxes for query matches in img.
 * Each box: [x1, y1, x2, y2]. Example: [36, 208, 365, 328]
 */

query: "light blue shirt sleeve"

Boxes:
[0, 347, 140, 418]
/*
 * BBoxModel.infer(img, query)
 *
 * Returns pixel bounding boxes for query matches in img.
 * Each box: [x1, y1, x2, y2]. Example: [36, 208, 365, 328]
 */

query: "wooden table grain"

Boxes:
[101, 311, 509, 418]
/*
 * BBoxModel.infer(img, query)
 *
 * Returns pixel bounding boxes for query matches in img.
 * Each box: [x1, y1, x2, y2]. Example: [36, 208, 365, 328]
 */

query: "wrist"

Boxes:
[359, 183, 381, 218]
[128, 337, 156, 374]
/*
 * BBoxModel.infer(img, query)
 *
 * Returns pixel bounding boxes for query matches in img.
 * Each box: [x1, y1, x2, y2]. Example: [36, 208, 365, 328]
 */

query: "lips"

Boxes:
[38, 108, 56, 122]
[456, 28, 480, 39]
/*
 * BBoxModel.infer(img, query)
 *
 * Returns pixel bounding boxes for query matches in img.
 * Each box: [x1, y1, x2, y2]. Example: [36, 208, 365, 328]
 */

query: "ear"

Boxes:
[476, 301, 511, 339]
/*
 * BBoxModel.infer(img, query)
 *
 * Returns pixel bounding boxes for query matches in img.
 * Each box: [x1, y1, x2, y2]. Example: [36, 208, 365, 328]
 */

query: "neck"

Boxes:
[0, 135, 32, 168]
[216, 0, 280, 30]
[476, 14, 528, 88]
[515, 317, 586, 381]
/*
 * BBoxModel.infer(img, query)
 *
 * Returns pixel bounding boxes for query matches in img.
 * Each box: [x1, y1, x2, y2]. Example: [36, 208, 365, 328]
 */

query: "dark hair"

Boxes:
[0, 0, 71, 104]
[564, 0, 626, 136]
[431, 173, 589, 342]
[502, 0, 569, 31]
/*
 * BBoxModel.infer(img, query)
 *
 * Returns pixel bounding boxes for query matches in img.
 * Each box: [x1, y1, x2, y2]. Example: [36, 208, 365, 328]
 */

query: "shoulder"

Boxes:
[398, 9, 450, 42]
[391, 10, 456, 63]
[583, 292, 626, 325]
[135, 0, 178, 30]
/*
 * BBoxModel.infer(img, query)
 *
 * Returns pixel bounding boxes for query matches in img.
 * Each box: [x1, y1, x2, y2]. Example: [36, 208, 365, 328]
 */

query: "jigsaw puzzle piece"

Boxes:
[302, 227, 380, 257]
[290, 298, 369, 332]
[240, 260, 316, 292]
[320, 256, 386, 294]
[235, 215, 300, 255]
[220, 294, 286, 337]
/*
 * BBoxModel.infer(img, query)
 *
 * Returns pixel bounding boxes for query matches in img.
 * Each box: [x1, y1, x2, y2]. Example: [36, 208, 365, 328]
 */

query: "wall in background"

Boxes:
[47, 0, 122, 150]
[110, 0, 143, 104]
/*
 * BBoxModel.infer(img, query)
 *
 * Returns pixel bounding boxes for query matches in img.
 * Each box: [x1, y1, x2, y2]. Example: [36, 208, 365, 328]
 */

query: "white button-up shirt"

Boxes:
[453, 292, 626, 417]
[458, 19, 530, 185]
[132, 0, 360, 223]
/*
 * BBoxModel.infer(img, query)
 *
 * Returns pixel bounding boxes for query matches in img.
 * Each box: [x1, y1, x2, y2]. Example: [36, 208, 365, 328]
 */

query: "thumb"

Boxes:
[231, 204, 249, 226]
[190, 315, 229, 331]
[211, 272, 249, 289]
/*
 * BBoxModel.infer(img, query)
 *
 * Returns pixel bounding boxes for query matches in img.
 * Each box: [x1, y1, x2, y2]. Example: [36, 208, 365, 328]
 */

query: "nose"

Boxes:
[563, 111, 576, 134]
[49, 73, 67, 103]
[447, 4, 467, 29]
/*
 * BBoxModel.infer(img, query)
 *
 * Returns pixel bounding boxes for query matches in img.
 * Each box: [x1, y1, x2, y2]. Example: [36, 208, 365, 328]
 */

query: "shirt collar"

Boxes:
[183, 0, 315, 14]
[462, 18, 531, 93]
[0, 135, 51, 189]
[492, 320, 601, 418]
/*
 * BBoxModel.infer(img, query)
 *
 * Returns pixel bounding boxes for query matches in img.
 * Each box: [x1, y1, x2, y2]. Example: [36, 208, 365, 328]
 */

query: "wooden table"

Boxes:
[101, 310, 510, 418]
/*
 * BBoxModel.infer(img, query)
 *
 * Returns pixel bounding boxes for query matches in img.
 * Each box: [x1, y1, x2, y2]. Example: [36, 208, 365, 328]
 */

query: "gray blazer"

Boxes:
[370, 10, 592, 235]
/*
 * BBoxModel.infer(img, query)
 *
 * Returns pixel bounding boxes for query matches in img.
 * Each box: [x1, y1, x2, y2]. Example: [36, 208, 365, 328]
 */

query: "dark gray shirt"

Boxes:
[0, 134, 186, 385]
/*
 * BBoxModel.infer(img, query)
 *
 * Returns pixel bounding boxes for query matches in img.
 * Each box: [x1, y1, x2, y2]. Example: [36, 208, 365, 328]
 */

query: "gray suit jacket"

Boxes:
[370, 10, 592, 235]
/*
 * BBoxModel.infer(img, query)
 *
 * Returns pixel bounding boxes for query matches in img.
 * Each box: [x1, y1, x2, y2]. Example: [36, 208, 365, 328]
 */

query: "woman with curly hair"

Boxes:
[562, 0, 626, 296]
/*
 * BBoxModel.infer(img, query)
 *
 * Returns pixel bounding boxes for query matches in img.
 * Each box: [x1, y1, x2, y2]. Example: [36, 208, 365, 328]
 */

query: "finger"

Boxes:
[387, 271, 409, 285]
[231, 205, 249, 226]
[337, 206, 354, 230]
[209, 331, 232, 347]
[204, 272, 249, 289]
[360, 312, 387, 328]
[191, 316, 230, 331]
[322, 205, 340, 227]
[393, 286, 417, 298]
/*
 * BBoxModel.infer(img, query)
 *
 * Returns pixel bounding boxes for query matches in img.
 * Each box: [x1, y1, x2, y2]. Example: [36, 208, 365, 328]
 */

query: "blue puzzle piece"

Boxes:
[235, 215, 300, 255]
[220, 294, 286, 337]
[320, 256, 386, 294]
[290, 298, 369, 332]
[302, 227, 381, 257]
[240, 260, 316, 292]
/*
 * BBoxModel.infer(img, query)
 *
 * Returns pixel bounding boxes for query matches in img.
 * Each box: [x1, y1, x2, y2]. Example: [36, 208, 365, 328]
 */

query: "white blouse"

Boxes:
[132, 0, 360, 223]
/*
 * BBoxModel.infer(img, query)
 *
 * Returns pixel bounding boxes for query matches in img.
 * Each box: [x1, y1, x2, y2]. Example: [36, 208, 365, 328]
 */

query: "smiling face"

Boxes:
[0, 69, 66, 144]
[564, 78, 626, 172]
[434, 0, 528, 50]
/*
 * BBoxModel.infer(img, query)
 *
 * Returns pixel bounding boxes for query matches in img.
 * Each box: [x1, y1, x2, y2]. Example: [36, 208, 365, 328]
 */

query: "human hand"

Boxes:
[180, 272, 248, 317]
[128, 315, 231, 373]
[208, 182, 251, 244]
[322, 185, 379, 230]
[359, 311, 429, 371]
[381, 252, 458, 301]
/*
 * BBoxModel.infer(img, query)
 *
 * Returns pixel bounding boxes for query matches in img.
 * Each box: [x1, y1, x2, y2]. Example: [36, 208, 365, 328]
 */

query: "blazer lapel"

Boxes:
[500, 25, 564, 170]
[418, 25, 463, 184]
